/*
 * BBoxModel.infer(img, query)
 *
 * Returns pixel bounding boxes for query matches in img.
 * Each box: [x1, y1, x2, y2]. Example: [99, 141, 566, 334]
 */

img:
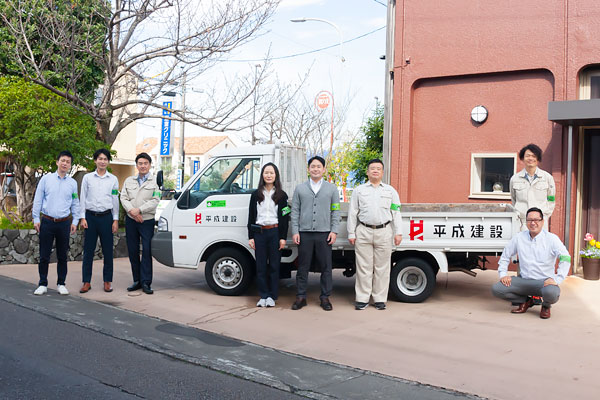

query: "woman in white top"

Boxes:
[247, 163, 290, 307]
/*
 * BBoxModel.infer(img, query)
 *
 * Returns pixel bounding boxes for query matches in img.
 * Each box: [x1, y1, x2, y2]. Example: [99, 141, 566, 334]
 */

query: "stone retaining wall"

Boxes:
[0, 229, 129, 264]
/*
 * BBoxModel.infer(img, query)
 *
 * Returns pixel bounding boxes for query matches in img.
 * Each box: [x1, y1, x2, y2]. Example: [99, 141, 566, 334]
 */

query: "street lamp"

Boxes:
[290, 18, 345, 62]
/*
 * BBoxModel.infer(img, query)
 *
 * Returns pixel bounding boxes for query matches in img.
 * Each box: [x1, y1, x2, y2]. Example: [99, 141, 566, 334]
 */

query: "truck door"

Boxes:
[171, 157, 261, 267]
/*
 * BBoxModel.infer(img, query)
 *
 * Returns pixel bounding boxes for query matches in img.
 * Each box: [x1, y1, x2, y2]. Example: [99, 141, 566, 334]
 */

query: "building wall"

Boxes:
[390, 0, 600, 241]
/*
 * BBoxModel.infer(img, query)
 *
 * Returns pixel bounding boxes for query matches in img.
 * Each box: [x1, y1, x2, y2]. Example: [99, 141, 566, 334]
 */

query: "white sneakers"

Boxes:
[33, 285, 69, 295]
[57, 285, 69, 295]
[33, 285, 48, 295]
[257, 297, 276, 307]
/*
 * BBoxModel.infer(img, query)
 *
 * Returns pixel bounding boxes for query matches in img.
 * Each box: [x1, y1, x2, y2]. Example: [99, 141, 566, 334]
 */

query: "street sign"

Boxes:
[176, 168, 182, 191]
[315, 91, 331, 110]
[160, 101, 173, 156]
[193, 160, 200, 174]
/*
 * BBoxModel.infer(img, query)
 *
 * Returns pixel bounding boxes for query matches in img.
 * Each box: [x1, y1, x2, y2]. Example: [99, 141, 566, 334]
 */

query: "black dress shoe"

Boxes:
[142, 283, 154, 294]
[291, 297, 307, 310]
[320, 298, 333, 311]
[127, 282, 142, 292]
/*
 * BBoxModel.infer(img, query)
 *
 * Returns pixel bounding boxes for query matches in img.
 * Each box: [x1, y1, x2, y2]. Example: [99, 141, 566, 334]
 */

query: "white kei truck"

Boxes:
[151, 143, 520, 303]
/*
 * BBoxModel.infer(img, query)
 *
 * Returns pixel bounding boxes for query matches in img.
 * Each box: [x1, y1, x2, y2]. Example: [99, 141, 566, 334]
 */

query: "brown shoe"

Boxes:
[104, 282, 113, 293]
[79, 282, 91, 293]
[540, 306, 551, 319]
[511, 297, 534, 313]
[291, 297, 307, 310]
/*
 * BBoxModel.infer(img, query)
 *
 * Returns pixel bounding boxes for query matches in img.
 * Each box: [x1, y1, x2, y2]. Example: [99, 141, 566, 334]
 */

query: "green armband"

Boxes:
[331, 203, 340, 211]
[152, 191, 161, 198]
[391, 203, 401, 211]
[282, 206, 291, 216]
[111, 189, 119, 195]
[559, 255, 571, 263]
[72, 193, 78, 199]
[547, 195, 555, 202]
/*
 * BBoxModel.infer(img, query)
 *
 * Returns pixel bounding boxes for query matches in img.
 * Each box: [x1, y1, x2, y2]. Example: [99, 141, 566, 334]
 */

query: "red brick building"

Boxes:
[385, 0, 600, 273]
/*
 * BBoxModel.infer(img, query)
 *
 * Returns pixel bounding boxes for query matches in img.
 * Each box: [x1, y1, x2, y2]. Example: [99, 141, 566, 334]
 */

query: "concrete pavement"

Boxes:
[1, 258, 600, 399]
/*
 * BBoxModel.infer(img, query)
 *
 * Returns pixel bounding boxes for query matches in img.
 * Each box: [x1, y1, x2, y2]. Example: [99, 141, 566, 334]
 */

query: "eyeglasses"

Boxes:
[526, 218, 543, 223]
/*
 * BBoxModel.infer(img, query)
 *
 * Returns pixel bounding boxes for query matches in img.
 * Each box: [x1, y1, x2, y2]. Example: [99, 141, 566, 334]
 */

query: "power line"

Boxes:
[373, 0, 387, 6]
[226, 26, 386, 63]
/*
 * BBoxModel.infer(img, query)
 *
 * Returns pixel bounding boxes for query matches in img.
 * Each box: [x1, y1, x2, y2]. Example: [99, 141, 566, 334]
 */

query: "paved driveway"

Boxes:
[1, 259, 599, 400]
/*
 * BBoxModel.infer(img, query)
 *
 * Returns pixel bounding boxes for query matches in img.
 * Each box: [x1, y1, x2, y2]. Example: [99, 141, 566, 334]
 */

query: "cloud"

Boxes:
[279, 0, 325, 9]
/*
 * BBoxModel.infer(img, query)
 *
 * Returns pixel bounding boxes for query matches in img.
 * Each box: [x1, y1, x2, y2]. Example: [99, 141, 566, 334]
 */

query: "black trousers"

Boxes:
[254, 227, 281, 300]
[82, 211, 114, 283]
[38, 218, 71, 286]
[296, 231, 332, 300]
[125, 216, 154, 285]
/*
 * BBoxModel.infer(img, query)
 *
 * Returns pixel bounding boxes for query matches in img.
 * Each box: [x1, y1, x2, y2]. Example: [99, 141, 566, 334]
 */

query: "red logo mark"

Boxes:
[409, 220, 424, 241]
[195, 213, 202, 224]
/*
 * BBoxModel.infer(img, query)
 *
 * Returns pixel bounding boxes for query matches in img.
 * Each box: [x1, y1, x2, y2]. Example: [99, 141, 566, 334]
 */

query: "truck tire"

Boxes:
[390, 257, 436, 303]
[205, 248, 254, 296]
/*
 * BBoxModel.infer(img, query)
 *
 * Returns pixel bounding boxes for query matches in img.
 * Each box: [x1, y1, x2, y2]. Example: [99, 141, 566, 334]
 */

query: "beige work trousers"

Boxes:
[354, 223, 393, 303]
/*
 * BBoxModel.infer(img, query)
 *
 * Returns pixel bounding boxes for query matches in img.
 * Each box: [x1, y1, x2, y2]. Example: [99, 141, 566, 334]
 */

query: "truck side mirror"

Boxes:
[156, 170, 163, 189]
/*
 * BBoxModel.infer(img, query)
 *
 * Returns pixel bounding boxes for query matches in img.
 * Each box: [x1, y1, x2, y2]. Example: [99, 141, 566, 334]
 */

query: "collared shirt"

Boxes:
[79, 170, 120, 220]
[137, 172, 149, 186]
[310, 178, 323, 195]
[347, 181, 403, 239]
[509, 167, 556, 221]
[498, 230, 571, 285]
[256, 188, 278, 226]
[32, 172, 81, 225]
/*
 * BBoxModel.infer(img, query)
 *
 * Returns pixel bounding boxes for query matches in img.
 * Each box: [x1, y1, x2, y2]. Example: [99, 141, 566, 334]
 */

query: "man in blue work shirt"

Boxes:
[79, 149, 120, 294]
[32, 150, 81, 296]
[492, 207, 571, 319]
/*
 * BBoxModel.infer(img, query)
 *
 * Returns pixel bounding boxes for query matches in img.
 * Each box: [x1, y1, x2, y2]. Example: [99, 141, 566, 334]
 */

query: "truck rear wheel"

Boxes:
[390, 257, 436, 303]
[205, 248, 253, 296]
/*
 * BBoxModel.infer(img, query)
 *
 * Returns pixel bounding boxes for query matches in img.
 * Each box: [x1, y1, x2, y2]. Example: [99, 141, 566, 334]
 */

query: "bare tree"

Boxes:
[0, 0, 280, 145]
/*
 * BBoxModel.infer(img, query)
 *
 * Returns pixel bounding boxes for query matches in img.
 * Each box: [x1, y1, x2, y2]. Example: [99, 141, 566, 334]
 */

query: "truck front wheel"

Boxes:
[205, 248, 254, 296]
[390, 257, 436, 303]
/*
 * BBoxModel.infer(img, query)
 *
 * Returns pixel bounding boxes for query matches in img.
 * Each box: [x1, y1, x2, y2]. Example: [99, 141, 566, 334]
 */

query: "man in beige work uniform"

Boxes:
[347, 159, 403, 310]
[120, 153, 160, 294]
[509, 143, 556, 231]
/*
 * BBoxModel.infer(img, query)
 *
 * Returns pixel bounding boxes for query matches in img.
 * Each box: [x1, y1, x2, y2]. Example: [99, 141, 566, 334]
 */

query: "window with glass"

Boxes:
[180, 157, 260, 209]
[470, 153, 516, 199]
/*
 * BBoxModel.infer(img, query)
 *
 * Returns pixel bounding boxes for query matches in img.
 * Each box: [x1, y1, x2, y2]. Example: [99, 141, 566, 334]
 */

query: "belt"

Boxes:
[359, 220, 390, 229]
[260, 224, 278, 230]
[41, 214, 72, 223]
[86, 209, 112, 217]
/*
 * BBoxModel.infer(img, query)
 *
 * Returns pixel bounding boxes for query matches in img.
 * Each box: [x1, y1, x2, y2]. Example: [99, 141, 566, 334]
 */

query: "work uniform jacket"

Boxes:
[120, 174, 161, 221]
[509, 168, 556, 222]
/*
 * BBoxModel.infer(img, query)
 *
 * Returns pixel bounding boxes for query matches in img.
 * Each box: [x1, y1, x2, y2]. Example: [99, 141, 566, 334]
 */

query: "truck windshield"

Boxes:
[184, 157, 260, 208]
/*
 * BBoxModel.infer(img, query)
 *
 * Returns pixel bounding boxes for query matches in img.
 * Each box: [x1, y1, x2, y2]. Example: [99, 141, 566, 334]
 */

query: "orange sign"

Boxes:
[315, 91, 331, 110]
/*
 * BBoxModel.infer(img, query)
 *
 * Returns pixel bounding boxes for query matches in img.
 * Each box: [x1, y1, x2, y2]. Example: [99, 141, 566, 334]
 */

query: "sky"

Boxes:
[139, 0, 388, 146]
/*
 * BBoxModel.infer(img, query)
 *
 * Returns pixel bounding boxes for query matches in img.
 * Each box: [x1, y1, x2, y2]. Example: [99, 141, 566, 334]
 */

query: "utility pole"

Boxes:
[251, 64, 261, 145]
[178, 71, 187, 189]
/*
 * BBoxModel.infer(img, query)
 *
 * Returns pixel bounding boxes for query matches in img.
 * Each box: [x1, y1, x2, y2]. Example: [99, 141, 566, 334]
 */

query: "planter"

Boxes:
[581, 258, 600, 280]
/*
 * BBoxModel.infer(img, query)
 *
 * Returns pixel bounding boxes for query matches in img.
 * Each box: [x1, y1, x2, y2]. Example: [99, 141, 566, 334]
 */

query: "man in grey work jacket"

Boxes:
[290, 155, 340, 311]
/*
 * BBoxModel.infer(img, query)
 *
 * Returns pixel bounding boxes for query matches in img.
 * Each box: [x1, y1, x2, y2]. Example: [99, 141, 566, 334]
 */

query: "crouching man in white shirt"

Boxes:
[492, 207, 571, 319]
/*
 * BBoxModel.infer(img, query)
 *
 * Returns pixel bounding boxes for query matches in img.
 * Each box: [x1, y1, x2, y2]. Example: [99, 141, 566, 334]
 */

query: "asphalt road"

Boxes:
[0, 299, 303, 400]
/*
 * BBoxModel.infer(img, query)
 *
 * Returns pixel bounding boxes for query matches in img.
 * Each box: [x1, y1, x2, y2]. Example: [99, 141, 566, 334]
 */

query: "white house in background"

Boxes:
[136, 135, 236, 176]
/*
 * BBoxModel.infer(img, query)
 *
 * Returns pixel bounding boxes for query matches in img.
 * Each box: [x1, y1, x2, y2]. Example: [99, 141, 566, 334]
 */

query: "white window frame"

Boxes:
[469, 153, 517, 200]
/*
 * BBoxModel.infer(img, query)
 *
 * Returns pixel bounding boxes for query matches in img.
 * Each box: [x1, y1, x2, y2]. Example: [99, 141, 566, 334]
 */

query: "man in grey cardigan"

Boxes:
[290, 156, 341, 311]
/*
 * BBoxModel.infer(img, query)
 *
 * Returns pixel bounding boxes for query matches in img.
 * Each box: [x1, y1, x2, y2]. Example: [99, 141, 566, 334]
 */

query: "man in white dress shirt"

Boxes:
[347, 159, 403, 310]
[492, 207, 571, 319]
[79, 149, 120, 293]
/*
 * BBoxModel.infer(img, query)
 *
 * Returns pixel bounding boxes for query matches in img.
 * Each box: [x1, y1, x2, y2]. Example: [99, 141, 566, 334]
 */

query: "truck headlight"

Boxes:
[157, 216, 168, 232]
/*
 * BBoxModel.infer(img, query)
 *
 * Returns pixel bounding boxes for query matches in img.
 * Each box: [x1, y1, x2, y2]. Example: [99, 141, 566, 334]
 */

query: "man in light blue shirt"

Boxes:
[32, 150, 81, 296]
[78, 149, 120, 294]
[492, 207, 571, 319]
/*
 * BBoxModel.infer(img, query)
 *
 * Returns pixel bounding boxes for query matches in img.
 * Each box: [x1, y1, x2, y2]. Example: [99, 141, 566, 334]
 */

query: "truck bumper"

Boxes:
[151, 231, 174, 267]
